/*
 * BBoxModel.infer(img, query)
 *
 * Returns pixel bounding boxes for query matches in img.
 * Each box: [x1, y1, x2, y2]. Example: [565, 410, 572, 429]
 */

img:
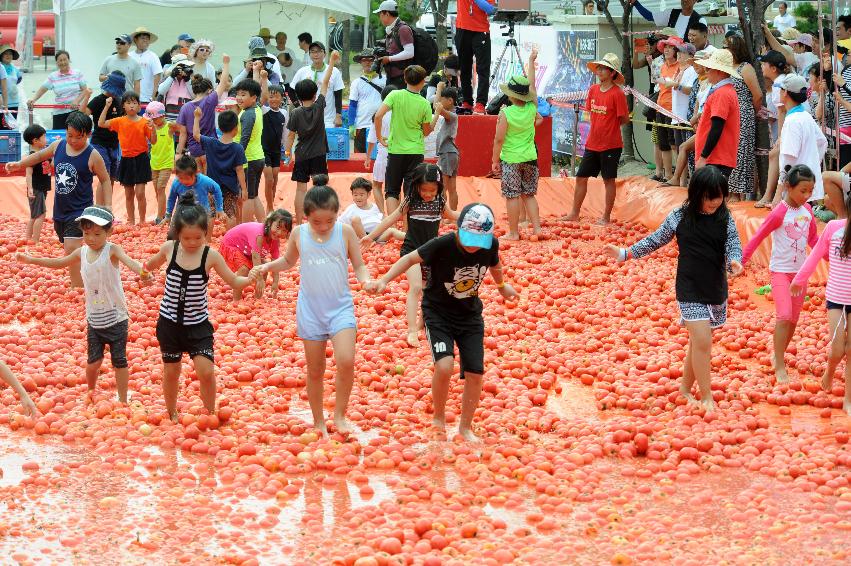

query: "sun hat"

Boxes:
[169, 53, 193, 68]
[178, 33, 194, 43]
[247, 46, 276, 64]
[499, 75, 537, 102]
[309, 41, 327, 53]
[781, 74, 808, 94]
[131, 27, 158, 44]
[700, 48, 742, 78]
[143, 100, 166, 119]
[189, 38, 215, 58]
[100, 71, 126, 97]
[788, 33, 813, 48]
[75, 206, 114, 227]
[0, 44, 19, 60]
[457, 203, 495, 249]
[780, 27, 801, 42]
[258, 27, 272, 39]
[115, 34, 132, 45]
[373, 0, 398, 13]
[694, 45, 717, 60]
[658, 36, 685, 50]
[586, 53, 624, 85]
[353, 48, 376, 63]
[676, 43, 697, 56]
[657, 27, 678, 38]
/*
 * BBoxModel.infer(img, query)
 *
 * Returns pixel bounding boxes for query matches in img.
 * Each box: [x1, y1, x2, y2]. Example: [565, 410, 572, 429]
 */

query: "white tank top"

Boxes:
[80, 242, 129, 328]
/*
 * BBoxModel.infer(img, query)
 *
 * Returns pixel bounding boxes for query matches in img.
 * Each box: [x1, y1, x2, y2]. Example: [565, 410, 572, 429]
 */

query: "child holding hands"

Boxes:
[22, 124, 52, 244]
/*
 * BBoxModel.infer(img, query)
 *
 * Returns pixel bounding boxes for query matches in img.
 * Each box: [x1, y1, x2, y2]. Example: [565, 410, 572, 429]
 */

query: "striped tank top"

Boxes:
[80, 243, 128, 329]
[159, 243, 210, 325]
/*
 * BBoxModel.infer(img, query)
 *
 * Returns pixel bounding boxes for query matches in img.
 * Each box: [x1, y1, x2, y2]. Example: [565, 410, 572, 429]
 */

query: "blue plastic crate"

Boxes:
[45, 129, 66, 147]
[0, 131, 21, 163]
[326, 127, 350, 161]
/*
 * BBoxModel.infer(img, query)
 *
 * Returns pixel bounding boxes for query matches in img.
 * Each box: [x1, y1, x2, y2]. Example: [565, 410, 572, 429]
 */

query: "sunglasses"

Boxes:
[197, 47, 210, 53]
[116, 41, 127, 45]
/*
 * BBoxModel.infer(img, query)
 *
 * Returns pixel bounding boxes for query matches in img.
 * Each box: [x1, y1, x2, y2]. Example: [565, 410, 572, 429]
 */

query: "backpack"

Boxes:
[392, 22, 439, 75]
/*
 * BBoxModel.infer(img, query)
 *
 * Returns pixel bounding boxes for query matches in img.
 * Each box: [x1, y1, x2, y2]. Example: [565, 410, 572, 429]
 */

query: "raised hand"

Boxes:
[194, 106, 203, 118]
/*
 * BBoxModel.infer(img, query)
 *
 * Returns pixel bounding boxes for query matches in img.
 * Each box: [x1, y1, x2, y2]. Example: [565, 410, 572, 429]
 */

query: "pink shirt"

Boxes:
[742, 201, 817, 273]
[221, 222, 280, 260]
[793, 220, 851, 304]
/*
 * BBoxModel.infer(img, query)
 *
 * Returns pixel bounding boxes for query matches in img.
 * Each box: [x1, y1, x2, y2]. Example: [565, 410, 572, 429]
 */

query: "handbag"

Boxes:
[642, 90, 659, 121]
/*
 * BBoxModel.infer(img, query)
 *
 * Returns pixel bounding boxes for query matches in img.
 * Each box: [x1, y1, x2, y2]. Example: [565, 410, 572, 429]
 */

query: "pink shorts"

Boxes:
[771, 271, 805, 322]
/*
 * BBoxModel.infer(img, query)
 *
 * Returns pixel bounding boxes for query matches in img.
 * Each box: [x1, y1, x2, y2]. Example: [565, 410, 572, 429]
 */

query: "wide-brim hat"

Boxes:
[143, 100, 166, 119]
[247, 46, 275, 63]
[499, 75, 536, 102]
[101, 71, 126, 97]
[189, 38, 215, 58]
[700, 48, 741, 78]
[657, 27, 679, 39]
[587, 53, 624, 85]
[131, 27, 158, 44]
[780, 27, 801, 42]
[0, 44, 19, 60]
[658, 36, 685, 50]
[170, 53, 193, 68]
[353, 48, 376, 63]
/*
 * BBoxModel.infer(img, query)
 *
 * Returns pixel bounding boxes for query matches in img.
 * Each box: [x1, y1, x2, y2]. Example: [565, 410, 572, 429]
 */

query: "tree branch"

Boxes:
[601, 0, 624, 41]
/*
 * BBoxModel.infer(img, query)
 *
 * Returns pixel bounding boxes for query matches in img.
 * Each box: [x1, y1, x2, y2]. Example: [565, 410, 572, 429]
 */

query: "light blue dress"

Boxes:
[296, 222, 356, 341]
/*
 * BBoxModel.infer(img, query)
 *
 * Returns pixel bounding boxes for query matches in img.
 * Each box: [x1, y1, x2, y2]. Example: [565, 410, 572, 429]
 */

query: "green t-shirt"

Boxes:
[500, 102, 538, 164]
[150, 122, 174, 170]
[385, 88, 433, 155]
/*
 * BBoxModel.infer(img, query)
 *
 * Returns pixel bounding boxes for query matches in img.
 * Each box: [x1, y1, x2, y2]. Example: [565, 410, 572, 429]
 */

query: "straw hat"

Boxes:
[780, 27, 800, 42]
[699, 48, 741, 78]
[499, 76, 537, 102]
[587, 53, 624, 85]
[131, 27, 158, 44]
[658, 27, 679, 39]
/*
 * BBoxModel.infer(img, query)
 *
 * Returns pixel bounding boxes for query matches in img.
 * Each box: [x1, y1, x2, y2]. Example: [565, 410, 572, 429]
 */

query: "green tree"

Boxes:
[792, 3, 819, 35]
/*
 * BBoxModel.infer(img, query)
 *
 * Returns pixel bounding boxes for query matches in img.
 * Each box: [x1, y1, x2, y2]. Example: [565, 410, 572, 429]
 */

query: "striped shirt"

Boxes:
[793, 220, 851, 305]
[839, 66, 851, 128]
[43, 69, 86, 114]
[158, 243, 210, 325]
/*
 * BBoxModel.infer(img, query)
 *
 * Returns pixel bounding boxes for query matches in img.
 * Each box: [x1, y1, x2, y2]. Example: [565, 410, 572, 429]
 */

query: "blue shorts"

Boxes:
[93, 144, 121, 179]
[296, 309, 356, 342]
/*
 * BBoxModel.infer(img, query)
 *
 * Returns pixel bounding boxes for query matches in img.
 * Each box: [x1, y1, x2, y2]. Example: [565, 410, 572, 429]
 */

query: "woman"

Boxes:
[160, 44, 180, 70]
[0, 45, 21, 129]
[175, 58, 231, 173]
[27, 49, 86, 130]
[655, 36, 681, 182]
[189, 39, 217, 83]
[157, 54, 193, 121]
[726, 33, 762, 202]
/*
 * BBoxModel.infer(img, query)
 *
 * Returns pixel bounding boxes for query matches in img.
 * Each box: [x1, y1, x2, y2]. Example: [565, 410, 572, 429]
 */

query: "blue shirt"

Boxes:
[2, 63, 20, 106]
[166, 173, 223, 215]
[200, 135, 247, 194]
[54, 141, 95, 222]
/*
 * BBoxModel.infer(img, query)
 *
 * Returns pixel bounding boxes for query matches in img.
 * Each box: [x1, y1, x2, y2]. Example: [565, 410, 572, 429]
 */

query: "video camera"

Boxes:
[371, 40, 389, 77]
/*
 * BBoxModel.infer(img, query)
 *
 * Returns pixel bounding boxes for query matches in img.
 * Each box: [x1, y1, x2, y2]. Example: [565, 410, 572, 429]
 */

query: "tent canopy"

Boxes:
[64, 0, 364, 15]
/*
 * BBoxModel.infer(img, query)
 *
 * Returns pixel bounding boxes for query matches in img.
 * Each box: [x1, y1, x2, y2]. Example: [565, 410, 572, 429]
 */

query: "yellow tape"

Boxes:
[631, 118, 695, 131]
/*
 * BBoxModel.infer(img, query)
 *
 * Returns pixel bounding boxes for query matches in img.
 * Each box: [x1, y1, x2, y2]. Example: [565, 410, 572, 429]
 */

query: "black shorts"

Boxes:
[656, 115, 675, 151]
[245, 159, 265, 199]
[576, 148, 622, 180]
[708, 164, 733, 179]
[223, 191, 240, 218]
[87, 319, 129, 368]
[117, 153, 152, 186]
[156, 316, 215, 363]
[291, 154, 328, 183]
[264, 150, 282, 168]
[385, 153, 424, 201]
[827, 300, 851, 313]
[29, 189, 48, 219]
[54, 219, 83, 243]
[423, 307, 484, 378]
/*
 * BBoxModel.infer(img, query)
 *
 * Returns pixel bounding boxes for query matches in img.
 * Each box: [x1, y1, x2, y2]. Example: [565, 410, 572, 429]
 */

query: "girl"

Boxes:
[252, 184, 371, 437]
[98, 91, 156, 225]
[792, 191, 851, 414]
[145, 101, 179, 224]
[605, 166, 743, 412]
[365, 163, 458, 347]
[220, 209, 292, 301]
[176, 56, 231, 174]
[742, 165, 818, 383]
[0, 360, 38, 417]
[654, 37, 681, 182]
[144, 192, 251, 422]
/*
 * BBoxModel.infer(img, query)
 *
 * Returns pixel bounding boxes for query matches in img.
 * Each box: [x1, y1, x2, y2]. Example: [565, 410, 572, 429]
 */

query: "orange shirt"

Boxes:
[657, 60, 679, 112]
[108, 116, 151, 157]
[695, 83, 740, 169]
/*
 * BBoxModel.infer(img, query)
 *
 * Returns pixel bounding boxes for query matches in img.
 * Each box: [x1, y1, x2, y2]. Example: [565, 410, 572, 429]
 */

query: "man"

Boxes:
[258, 27, 272, 47]
[349, 49, 386, 153]
[632, 0, 707, 41]
[455, 0, 496, 114]
[274, 32, 296, 61]
[773, 2, 796, 33]
[99, 34, 141, 94]
[129, 27, 162, 103]
[297, 32, 312, 67]
[374, 0, 415, 89]
[290, 41, 345, 128]
[694, 49, 740, 178]
[687, 22, 709, 51]
[177, 32, 194, 54]
[838, 16, 851, 42]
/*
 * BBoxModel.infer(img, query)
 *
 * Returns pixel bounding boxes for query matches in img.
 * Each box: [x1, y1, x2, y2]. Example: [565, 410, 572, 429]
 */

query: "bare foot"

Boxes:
[679, 386, 697, 405]
[700, 398, 716, 413]
[406, 330, 420, 348]
[560, 213, 579, 222]
[595, 218, 610, 226]
[458, 427, 480, 443]
[333, 415, 352, 435]
[532, 228, 543, 236]
[501, 232, 520, 241]
[168, 410, 179, 424]
[432, 416, 446, 433]
[822, 373, 832, 392]
[774, 366, 789, 384]
[314, 420, 330, 439]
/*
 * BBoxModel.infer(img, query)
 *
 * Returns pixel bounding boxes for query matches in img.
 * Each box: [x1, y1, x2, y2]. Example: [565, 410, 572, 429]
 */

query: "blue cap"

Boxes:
[178, 33, 194, 42]
[457, 203, 495, 249]
[101, 71, 126, 97]
[115, 34, 131, 44]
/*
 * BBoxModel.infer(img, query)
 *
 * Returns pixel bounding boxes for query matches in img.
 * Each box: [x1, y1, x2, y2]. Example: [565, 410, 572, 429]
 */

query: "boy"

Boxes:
[339, 177, 405, 241]
[22, 124, 52, 244]
[261, 84, 289, 215]
[432, 84, 460, 211]
[235, 77, 265, 223]
[81, 71, 126, 184]
[286, 50, 341, 224]
[348, 48, 386, 153]
[565, 53, 629, 224]
[193, 108, 248, 229]
[373, 65, 434, 215]
[366, 203, 518, 442]
[16, 206, 150, 403]
[365, 85, 397, 214]
[290, 41, 344, 127]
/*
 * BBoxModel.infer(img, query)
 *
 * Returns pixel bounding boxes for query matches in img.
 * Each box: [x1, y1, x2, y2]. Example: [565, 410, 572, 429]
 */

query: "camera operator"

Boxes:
[157, 54, 194, 121]
[374, 0, 415, 88]
[456, 0, 496, 114]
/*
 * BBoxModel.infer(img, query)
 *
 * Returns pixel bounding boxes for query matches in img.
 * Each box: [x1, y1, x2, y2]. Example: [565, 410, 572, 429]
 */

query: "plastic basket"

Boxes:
[0, 131, 21, 163]
[326, 127, 350, 161]
[45, 129, 66, 146]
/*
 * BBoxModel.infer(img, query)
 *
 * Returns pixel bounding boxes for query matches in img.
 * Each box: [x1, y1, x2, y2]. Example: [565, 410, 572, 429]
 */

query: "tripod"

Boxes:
[490, 17, 527, 83]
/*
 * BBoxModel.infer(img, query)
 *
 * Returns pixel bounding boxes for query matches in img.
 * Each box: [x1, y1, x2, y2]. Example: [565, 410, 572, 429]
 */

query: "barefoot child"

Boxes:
[742, 165, 818, 383]
[565, 53, 629, 224]
[432, 84, 460, 211]
[22, 124, 51, 244]
[235, 77, 265, 223]
[193, 108, 248, 229]
[339, 177, 404, 242]
[605, 166, 743, 412]
[366, 203, 518, 441]
[365, 163, 457, 347]
[17, 207, 150, 403]
[261, 84, 288, 214]
[144, 192, 251, 421]
[364, 84, 397, 214]
[0, 360, 38, 416]
[164, 155, 226, 236]
[220, 209, 292, 301]
[252, 184, 371, 436]
[145, 101, 179, 224]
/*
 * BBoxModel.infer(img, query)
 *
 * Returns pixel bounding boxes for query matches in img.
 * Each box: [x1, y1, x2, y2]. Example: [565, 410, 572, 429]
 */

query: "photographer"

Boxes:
[157, 54, 194, 121]
[456, 0, 496, 114]
[374, 0, 415, 88]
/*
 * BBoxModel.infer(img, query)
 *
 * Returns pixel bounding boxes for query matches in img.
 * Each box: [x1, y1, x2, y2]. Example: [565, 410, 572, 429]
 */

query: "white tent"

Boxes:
[57, 0, 368, 94]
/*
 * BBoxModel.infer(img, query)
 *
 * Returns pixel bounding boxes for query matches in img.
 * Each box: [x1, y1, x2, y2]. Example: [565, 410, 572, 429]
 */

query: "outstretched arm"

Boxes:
[4, 141, 59, 172]
[110, 244, 148, 278]
[144, 241, 174, 273]
[0, 361, 38, 417]
[208, 248, 251, 289]
[741, 205, 785, 264]
[362, 201, 405, 247]
[369, 251, 423, 293]
[17, 247, 82, 269]
[258, 226, 300, 274]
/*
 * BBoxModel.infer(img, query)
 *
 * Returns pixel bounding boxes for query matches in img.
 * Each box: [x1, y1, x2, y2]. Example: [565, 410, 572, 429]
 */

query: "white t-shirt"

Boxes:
[794, 51, 819, 75]
[653, 11, 708, 40]
[350, 74, 387, 129]
[779, 107, 828, 201]
[773, 13, 796, 33]
[340, 203, 383, 233]
[291, 64, 345, 127]
[130, 49, 163, 102]
[672, 65, 698, 121]
[367, 111, 392, 159]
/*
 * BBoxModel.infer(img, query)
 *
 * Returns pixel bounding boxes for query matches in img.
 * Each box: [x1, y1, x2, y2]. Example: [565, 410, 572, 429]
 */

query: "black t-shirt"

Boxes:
[88, 93, 123, 149]
[288, 94, 328, 161]
[30, 151, 51, 192]
[417, 232, 499, 319]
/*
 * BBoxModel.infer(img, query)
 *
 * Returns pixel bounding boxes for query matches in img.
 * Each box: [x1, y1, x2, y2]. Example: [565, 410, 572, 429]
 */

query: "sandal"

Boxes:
[649, 174, 665, 182]
[753, 200, 769, 209]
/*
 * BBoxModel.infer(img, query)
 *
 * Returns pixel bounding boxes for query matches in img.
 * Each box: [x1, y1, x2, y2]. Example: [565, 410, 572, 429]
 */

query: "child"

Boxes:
[251, 184, 371, 437]
[742, 165, 818, 383]
[431, 84, 460, 211]
[339, 177, 404, 241]
[365, 163, 458, 347]
[565, 52, 629, 225]
[165, 155, 226, 234]
[17, 206, 150, 403]
[81, 72, 125, 184]
[22, 124, 52, 244]
[145, 101, 179, 225]
[490, 50, 544, 239]
[144, 192, 251, 422]
[193, 108, 248, 229]
[98, 90, 156, 225]
[373, 65, 433, 215]
[235, 77, 265, 223]
[349, 48, 386, 154]
[220, 209, 292, 301]
[365, 203, 518, 441]
[364, 84, 397, 214]
[604, 166, 743, 413]
[261, 84, 289, 215]
[286, 50, 341, 224]
[0, 360, 38, 417]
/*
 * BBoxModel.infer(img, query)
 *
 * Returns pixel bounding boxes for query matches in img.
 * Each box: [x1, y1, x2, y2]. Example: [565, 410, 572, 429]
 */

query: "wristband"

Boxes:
[140, 269, 150, 278]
